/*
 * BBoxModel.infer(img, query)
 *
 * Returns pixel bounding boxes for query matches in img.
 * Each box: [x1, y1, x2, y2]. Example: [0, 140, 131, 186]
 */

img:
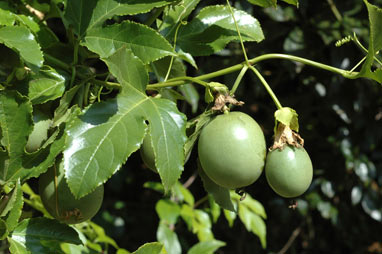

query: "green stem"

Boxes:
[226, 0, 249, 65]
[147, 76, 209, 90]
[230, 65, 248, 95]
[249, 65, 282, 109]
[326, 0, 343, 22]
[164, 21, 184, 82]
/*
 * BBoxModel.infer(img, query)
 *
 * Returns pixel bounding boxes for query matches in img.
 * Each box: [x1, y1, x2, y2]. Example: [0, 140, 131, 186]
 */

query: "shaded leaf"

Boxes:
[187, 240, 226, 254]
[238, 205, 266, 248]
[8, 218, 81, 254]
[28, 67, 67, 105]
[179, 84, 199, 113]
[198, 162, 237, 212]
[247, 0, 277, 8]
[4, 180, 23, 233]
[64, 0, 177, 38]
[0, 218, 7, 240]
[177, 5, 264, 56]
[84, 21, 176, 64]
[0, 26, 43, 70]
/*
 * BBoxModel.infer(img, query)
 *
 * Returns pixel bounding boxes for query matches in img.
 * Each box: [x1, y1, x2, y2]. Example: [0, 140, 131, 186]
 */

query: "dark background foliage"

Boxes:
[87, 1, 382, 253]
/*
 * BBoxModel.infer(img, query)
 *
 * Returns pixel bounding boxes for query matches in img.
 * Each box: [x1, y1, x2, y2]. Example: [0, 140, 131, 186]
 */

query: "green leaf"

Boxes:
[208, 196, 221, 223]
[157, 222, 181, 254]
[354, 1, 382, 84]
[8, 218, 81, 254]
[247, 0, 277, 8]
[187, 240, 226, 254]
[0, 218, 7, 240]
[179, 84, 199, 113]
[174, 182, 195, 206]
[193, 210, 214, 241]
[240, 195, 267, 219]
[274, 107, 299, 132]
[160, 0, 201, 37]
[155, 200, 181, 225]
[238, 205, 266, 248]
[28, 67, 67, 105]
[132, 242, 167, 254]
[0, 26, 43, 70]
[4, 181, 23, 233]
[64, 0, 177, 38]
[0, 8, 16, 26]
[198, 162, 237, 212]
[84, 21, 176, 64]
[281, 0, 299, 6]
[0, 91, 33, 183]
[63, 48, 186, 198]
[223, 209, 237, 227]
[177, 5, 264, 56]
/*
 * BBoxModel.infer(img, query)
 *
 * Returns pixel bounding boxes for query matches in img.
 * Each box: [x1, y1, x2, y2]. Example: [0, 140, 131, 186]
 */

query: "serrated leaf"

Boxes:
[64, 0, 177, 38]
[247, 0, 276, 8]
[4, 180, 23, 232]
[0, 26, 43, 70]
[161, 0, 201, 37]
[274, 107, 299, 132]
[0, 91, 33, 182]
[28, 67, 67, 104]
[198, 162, 237, 212]
[187, 240, 226, 254]
[64, 48, 186, 198]
[157, 222, 181, 254]
[84, 21, 176, 64]
[132, 242, 167, 254]
[177, 5, 264, 56]
[353, 1, 382, 84]
[8, 218, 81, 254]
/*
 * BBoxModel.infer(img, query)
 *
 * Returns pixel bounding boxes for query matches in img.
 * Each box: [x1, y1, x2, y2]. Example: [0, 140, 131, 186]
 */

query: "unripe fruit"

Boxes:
[198, 112, 266, 189]
[26, 110, 51, 153]
[140, 134, 158, 173]
[265, 145, 313, 198]
[39, 162, 104, 224]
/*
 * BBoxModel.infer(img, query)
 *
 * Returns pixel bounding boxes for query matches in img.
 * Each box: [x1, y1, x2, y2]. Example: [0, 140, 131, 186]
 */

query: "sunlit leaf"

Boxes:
[187, 240, 226, 254]
[157, 222, 181, 254]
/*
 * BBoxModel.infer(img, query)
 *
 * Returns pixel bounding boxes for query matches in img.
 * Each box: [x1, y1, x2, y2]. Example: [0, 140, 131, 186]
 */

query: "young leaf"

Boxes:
[238, 205, 266, 248]
[64, 48, 186, 198]
[274, 107, 299, 132]
[64, 0, 177, 38]
[8, 218, 82, 254]
[155, 200, 181, 225]
[132, 242, 167, 254]
[187, 240, 226, 254]
[84, 21, 176, 64]
[0, 26, 43, 70]
[177, 5, 264, 56]
[157, 222, 181, 254]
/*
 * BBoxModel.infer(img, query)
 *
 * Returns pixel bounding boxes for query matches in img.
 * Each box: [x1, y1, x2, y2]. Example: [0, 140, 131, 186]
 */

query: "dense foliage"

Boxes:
[0, 0, 381, 253]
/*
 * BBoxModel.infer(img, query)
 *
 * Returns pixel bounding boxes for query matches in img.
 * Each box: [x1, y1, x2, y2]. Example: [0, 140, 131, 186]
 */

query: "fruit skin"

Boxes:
[265, 145, 313, 198]
[198, 111, 266, 189]
[39, 162, 104, 224]
[26, 110, 51, 153]
[140, 134, 158, 173]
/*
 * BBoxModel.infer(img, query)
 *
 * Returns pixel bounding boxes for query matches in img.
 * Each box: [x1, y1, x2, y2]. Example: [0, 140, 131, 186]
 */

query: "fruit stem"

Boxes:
[230, 65, 248, 95]
[249, 66, 283, 109]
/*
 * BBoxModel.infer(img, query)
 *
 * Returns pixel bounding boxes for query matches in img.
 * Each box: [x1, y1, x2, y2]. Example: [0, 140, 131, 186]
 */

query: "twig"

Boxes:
[278, 224, 303, 254]
[183, 171, 198, 189]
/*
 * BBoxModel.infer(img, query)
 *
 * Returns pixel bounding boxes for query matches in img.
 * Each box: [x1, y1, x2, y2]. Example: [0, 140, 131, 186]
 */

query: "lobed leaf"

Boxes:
[177, 5, 264, 56]
[64, 48, 186, 198]
[84, 21, 176, 64]
[0, 26, 43, 70]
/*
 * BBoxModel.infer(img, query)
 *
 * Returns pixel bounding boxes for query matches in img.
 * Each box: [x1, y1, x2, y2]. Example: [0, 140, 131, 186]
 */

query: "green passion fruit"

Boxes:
[265, 145, 313, 198]
[198, 111, 266, 189]
[26, 110, 52, 153]
[39, 162, 104, 224]
[140, 134, 158, 173]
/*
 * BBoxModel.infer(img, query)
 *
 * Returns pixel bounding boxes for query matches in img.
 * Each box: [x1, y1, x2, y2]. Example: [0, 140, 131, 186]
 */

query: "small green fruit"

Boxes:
[198, 111, 266, 189]
[26, 110, 51, 153]
[39, 162, 104, 224]
[265, 145, 313, 198]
